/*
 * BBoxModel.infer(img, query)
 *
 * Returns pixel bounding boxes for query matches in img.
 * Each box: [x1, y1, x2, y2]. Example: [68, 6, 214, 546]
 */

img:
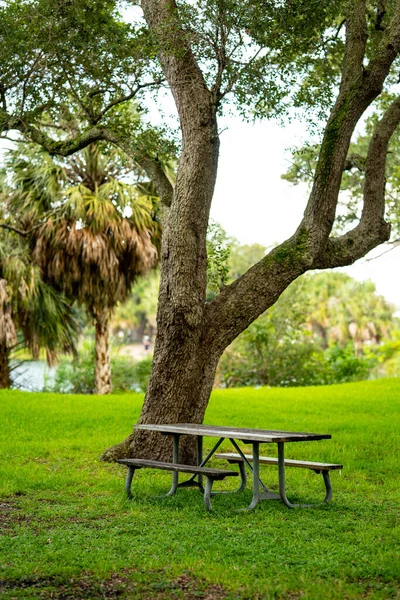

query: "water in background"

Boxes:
[10, 361, 56, 392]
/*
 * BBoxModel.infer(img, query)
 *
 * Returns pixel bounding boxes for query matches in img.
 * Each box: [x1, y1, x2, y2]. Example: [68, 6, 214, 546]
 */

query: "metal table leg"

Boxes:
[125, 466, 136, 499]
[197, 435, 204, 492]
[278, 442, 333, 508]
[229, 438, 267, 492]
[278, 441, 296, 508]
[247, 442, 260, 509]
[322, 471, 333, 503]
[203, 476, 214, 512]
[179, 437, 225, 491]
[166, 433, 180, 496]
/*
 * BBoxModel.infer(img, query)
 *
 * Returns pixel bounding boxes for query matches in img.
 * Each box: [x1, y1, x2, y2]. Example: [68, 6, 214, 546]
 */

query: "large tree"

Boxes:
[2, 1, 400, 460]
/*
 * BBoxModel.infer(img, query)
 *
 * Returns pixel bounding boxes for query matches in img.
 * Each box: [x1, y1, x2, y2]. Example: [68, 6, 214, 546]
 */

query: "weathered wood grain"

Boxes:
[215, 453, 343, 471]
[116, 458, 238, 480]
[134, 423, 331, 443]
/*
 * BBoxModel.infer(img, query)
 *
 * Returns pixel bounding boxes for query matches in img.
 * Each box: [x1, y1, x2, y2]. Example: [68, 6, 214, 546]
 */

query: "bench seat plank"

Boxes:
[117, 458, 239, 512]
[117, 458, 238, 479]
[215, 453, 343, 471]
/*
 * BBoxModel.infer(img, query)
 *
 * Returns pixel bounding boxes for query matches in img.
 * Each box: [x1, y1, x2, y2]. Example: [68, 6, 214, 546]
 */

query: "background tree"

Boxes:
[0, 227, 81, 388]
[218, 271, 397, 389]
[2, 1, 400, 460]
[2, 143, 160, 394]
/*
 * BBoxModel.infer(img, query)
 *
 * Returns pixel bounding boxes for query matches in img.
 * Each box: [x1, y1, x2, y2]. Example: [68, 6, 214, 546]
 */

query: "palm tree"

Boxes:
[0, 227, 82, 388]
[3, 143, 160, 394]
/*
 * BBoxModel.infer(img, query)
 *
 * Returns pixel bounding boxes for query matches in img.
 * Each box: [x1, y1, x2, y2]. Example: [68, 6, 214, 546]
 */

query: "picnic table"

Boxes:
[117, 423, 343, 511]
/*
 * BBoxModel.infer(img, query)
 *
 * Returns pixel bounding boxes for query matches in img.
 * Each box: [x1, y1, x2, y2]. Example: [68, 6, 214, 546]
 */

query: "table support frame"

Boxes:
[156, 429, 335, 510]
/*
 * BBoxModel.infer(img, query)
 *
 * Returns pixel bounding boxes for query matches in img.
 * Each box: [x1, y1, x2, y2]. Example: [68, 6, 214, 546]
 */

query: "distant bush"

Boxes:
[217, 339, 380, 389]
[44, 346, 152, 394]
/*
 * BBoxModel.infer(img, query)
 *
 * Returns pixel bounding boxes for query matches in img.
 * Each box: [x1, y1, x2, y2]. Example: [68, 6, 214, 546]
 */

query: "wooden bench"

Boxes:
[215, 453, 343, 503]
[117, 458, 239, 511]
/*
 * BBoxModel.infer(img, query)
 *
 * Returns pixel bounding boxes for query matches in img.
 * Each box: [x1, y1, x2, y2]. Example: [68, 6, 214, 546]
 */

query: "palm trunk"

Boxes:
[0, 280, 15, 389]
[0, 342, 11, 389]
[94, 309, 111, 395]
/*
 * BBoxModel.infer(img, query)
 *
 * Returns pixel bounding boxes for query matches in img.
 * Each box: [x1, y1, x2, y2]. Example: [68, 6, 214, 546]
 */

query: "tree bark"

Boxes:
[94, 309, 111, 395]
[0, 279, 16, 389]
[0, 342, 11, 389]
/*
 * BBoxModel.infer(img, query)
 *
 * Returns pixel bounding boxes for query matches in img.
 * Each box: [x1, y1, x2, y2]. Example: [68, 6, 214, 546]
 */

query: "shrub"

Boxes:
[217, 337, 380, 389]
[44, 346, 153, 394]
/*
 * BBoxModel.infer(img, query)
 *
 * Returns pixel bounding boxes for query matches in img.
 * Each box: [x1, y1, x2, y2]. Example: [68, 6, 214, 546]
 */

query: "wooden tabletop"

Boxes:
[134, 423, 331, 443]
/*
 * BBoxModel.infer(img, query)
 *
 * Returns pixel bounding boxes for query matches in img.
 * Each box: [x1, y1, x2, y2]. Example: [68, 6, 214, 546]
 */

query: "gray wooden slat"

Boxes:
[116, 458, 239, 478]
[134, 423, 331, 443]
[215, 453, 343, 471]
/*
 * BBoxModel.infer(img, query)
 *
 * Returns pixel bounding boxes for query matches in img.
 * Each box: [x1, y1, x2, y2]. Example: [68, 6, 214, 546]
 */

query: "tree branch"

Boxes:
[344, 153, 366, 171]
[293, 1, 400, 255]
[140, 0, 214, 135]
[375, 0, 387, 31]
[0, 223, 28, 238]
[0, 109, 175, 207]
[340, 0, 368, 94]
[102, 130, 174, 207]
[92, 78, 165, 124]
[204, 3, 400, 351]
[313, 96, 400, 269]
[368, 0, 400, 82]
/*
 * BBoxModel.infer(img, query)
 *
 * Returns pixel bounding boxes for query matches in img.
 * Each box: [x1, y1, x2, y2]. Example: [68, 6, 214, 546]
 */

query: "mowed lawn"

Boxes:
[0, 379, 399, 599]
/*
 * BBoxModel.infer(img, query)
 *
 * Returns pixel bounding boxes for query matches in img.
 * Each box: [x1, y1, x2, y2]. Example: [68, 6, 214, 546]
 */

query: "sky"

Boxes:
[210, 116, 400, 309]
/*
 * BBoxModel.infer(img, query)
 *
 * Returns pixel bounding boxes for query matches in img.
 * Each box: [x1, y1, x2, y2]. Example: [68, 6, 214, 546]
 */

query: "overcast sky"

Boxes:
[210, 116, 400, 308]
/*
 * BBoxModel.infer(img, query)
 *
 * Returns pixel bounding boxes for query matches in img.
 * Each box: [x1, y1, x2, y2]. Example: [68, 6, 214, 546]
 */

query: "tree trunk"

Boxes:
[0, 342, 11, 389]
[0, 279, 15, 389]
[101, 340, 220, 463]
[94, 309, 111, 395]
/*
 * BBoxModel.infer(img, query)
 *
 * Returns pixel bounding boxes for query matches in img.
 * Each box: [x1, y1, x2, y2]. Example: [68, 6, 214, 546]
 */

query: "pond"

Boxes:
[10, 361, 56, 392]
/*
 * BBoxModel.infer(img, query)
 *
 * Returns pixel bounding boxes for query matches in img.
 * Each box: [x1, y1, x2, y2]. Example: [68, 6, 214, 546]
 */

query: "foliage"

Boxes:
[324, 343, 377, 383]
[1, 142, 160, 317]
[0, 0, 347, 134]
[205, 221, 232, 297]
[0, 140, 162, 392]
[0, 226, 82, 365]
[1, 379, 399, 598]
[219, 333, 378, 389]
[217, 272, 398, 388]
[112, 270, 160, 340]
[228, 241, 267, 281]
[282, 95, 400, 241]
[45, 346, 153, 394]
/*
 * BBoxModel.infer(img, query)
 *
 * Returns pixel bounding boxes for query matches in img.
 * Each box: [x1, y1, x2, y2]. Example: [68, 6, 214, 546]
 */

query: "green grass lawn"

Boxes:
[1, 379, 399, 599]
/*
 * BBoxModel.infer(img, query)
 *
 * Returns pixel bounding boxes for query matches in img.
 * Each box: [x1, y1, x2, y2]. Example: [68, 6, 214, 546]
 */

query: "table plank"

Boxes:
[134, 423, 331, 443]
